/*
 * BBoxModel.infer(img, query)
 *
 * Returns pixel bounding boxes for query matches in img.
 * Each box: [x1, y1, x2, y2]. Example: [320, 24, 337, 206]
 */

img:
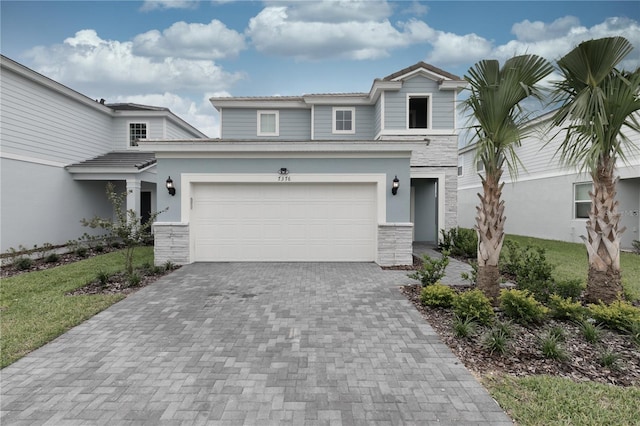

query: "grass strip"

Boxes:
[485, 374, 640, 426]
[0, 247, 153, 368]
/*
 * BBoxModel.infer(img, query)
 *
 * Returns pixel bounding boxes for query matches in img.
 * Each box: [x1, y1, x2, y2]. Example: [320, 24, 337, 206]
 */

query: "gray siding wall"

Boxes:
[384, 75, 456, 130]
[220, 108, 311, 140]
[111, 116, 169, 150]
[1, 67, 113, 163]
[313, 105, 375, 140]
[375, 99, 383, 136]
[155, 157, 410, 224]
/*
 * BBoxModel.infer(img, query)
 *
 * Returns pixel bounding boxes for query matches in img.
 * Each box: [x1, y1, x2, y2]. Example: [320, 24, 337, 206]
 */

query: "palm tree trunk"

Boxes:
[583, 160, 625, 304]
[476, 170, 506, 302]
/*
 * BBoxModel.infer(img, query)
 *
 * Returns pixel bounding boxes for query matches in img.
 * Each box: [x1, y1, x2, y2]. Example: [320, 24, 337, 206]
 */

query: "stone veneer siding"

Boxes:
[153, 223, 189, 266]
[377, 223, 414, 266]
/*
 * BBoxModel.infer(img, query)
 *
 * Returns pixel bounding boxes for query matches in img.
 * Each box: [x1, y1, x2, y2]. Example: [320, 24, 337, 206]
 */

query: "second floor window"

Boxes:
[129, 123, 147, 146]
[333, 107, 355, 134]
[458, 156, 464, 177]
[257, 110, 279, 136]
[408, 95, 430, 129]
[574, 183, 592, 219]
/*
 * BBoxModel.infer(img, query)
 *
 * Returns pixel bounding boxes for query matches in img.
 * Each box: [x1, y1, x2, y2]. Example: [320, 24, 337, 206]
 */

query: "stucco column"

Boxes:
[126, 178, 141, 219]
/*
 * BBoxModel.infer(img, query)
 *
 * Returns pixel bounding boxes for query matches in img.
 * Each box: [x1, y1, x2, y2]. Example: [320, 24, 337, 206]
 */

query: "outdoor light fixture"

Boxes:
[392, 175, 400, 195]
[278, 167, 289, 175]
[166, 176, 176, 196]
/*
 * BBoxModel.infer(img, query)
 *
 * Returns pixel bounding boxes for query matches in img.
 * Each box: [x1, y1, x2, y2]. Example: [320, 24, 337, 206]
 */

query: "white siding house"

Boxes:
[458, 111, 640, 250]
[144, 62, 468, 266]
[0, 55, 207, 253]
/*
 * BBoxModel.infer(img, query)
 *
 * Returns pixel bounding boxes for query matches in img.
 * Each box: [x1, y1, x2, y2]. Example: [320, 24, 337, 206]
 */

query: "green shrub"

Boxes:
[127, 272, 141, 287]
[548, 294, 586, 321]
[452, 315, 477, 338]
[494, 320, 515, 338]
[460, 261, 478, 285]
[44, 253, 60, 263]
[499, 289, 549, 325]
[577, 319, 602, 344]
[75, 246, 88, 258]
[94, 244, 105, 253]
[408, 251, 450, 287]
[14, 257, 33, 270]
[420, 283, 457, 308]
[627, 321, 640, 347]
[551, 279, 584, 301]
[439, 227, 477, 259]
[481, 328, 510, 355]
[164, 260, 176, 271]
[588, 300, 640, 333]
[96, 270, 110, 287]
[632, 239, 640, 254]
[501, 241, 555, 302]
[598, 349, 620, 370]
[453, 289, 495, 326]
[539, 333, 568, 361]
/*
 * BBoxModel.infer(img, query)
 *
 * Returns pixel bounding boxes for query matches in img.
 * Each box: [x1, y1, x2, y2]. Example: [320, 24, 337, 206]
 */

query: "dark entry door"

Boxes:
[141, 192, 152, 225]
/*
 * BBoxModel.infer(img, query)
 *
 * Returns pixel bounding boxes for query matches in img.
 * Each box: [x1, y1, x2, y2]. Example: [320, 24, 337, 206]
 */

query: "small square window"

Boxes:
[129, 123, 147, 146]
[457, 157, 464, 177]
[476, 160, 484, 172]
[257, 111, 279, 136]
[333, 107, 355, 134]
[574, 183, 592, 219]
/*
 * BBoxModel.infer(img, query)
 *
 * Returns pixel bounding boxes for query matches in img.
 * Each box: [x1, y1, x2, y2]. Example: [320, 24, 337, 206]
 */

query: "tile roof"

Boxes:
[383, 61, 463, 82]
[106, 103, 169, 112]
[67, 152, 157, 171]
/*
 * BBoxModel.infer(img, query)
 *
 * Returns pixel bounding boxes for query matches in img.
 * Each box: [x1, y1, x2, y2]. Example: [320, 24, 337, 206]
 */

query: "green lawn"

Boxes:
[0, 247, 153, 368]
[505, 234, 640, 300]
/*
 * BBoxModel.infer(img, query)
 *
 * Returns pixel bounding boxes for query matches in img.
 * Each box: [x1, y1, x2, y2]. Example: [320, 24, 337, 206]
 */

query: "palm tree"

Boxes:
[464, 55, 554, 302]
[551, 36, 640, 304]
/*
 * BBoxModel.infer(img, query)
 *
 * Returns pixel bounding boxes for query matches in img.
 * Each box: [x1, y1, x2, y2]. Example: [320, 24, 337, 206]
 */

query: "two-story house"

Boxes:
[142, 62, 467, 266]
[458, 110, 640, 250]
[0, 55, 207, 253]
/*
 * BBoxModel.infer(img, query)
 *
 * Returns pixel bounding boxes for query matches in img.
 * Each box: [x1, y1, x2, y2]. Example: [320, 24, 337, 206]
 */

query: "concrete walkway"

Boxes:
[1, 263, 510, 425]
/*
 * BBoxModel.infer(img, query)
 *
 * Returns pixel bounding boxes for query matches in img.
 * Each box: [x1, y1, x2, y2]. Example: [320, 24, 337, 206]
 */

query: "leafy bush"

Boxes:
[127, 272, 142, 287]
[552, 279, 584, 301]
[44, 253, 60, 263]
[548, 294, 586, 321]
[499, 289, 549, 325]
[439, 227, 477, 259]
[14, 257, 33, 271]
[627, 321, 640, 347]
[493, 320, 514, 338]
[599, 349, 620, 370]
[481, 328, 510, 355]
[164, 260, 176, 271]
[588, 300, 640, 333]
[96, 270, 111, 287]
[461, 261, 478, 285]
[452, 315, 478, 338]
[408, 251, 450, 287]
[420, 283, 457, 308]
[453, 289, 495, 326]
[632, 239, 640, 255]
[75, 246, 88, 258]
[501, 241, 555, 302]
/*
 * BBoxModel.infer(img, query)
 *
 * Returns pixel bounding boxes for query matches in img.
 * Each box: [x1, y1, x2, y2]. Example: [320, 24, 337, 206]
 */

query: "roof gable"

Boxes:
[383, 61, 463, 83]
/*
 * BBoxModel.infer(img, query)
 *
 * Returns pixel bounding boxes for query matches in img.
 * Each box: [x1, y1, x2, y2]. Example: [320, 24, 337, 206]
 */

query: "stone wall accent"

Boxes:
[377, 223, 414, 266]
[153, 223, 189, 266]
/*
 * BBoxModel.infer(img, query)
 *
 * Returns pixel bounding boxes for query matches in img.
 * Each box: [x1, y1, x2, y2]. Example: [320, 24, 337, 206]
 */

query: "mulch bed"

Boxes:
[401, 283, 640, 387]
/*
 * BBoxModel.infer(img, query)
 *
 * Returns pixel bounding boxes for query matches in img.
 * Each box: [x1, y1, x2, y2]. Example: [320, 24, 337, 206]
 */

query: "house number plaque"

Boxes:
[277, 175, 291, 182]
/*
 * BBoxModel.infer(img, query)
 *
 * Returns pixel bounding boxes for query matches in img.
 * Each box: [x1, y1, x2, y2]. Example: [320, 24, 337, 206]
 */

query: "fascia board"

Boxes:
[209, 99, 308, 110]
[302, 95, 370, 105]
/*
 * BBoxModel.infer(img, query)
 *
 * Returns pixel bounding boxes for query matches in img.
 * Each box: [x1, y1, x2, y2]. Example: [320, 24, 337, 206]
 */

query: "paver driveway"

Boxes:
[1, 263, 511, 425]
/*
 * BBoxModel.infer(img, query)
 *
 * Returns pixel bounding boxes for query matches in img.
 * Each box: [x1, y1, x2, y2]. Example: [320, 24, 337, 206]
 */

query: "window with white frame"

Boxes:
[574, 182, 592, 219]
[257, 110, 279, 136]
[332, 107, 355, 134]
[129, 122, 147, 146]
[408, 95, 430, 129]
[458, 156, 463, 177]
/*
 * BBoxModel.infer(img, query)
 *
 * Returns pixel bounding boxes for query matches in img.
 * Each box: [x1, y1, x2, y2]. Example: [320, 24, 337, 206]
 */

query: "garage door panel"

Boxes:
[191, 182, 377, 261]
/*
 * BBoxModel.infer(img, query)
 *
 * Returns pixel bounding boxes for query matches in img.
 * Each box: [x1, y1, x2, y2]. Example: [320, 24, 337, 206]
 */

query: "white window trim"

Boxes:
[257, 110, 279, 136]
[332, 107, 356, 134]
[574, 182, 592, 219]
[128, 121, 149, 147]
[406, 93, 432, 130]
[476, 159, 484, 173]
[457, 156, 464, 177]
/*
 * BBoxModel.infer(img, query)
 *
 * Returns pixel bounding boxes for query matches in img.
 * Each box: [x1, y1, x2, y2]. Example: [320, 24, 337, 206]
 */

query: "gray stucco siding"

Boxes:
[313, 105, 375, 140]
[220, 108, 311, 140]
[155, 157, 410, 224]
[1, 68, 113, 163]
[112, 116, 169, 150]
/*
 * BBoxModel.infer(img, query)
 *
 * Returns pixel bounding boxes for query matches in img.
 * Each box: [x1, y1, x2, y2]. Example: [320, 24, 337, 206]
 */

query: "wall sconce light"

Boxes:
[166, 176, 176, 196]
[392, 175, 400, 195]
[278, 167, 289, 175]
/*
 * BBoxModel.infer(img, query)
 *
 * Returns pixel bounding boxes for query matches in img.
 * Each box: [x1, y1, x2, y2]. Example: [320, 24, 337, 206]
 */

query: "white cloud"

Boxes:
[512, 16, 582, 42]
[263, 0, 392, 23]
[426, 31, 493, 68]
[133, 20, 246, 60]
[140, 0, 199, 12]
[24, 30, 245, 95]
[247, 6, 429, 60]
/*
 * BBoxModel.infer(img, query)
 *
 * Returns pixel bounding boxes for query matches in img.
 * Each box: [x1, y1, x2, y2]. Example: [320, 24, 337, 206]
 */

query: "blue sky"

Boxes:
[2, 1, 639, 137]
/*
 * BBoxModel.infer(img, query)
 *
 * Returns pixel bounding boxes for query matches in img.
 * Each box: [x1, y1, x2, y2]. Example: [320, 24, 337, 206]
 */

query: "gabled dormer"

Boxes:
[210, 62, 466, 141]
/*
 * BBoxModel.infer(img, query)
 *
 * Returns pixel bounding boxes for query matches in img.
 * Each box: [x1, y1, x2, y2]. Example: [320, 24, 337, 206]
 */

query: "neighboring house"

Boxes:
[141, 62, 467, 266]
[0, 55, 207, 253]
[458, 110, 640, 250]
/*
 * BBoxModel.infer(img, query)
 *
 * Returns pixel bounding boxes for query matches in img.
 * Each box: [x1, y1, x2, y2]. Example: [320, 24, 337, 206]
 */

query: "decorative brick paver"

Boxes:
[0, 263, 511, 425]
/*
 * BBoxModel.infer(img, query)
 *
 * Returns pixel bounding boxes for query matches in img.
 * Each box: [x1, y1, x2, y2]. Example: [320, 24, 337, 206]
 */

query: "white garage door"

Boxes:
[191, 182, 377, 261]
